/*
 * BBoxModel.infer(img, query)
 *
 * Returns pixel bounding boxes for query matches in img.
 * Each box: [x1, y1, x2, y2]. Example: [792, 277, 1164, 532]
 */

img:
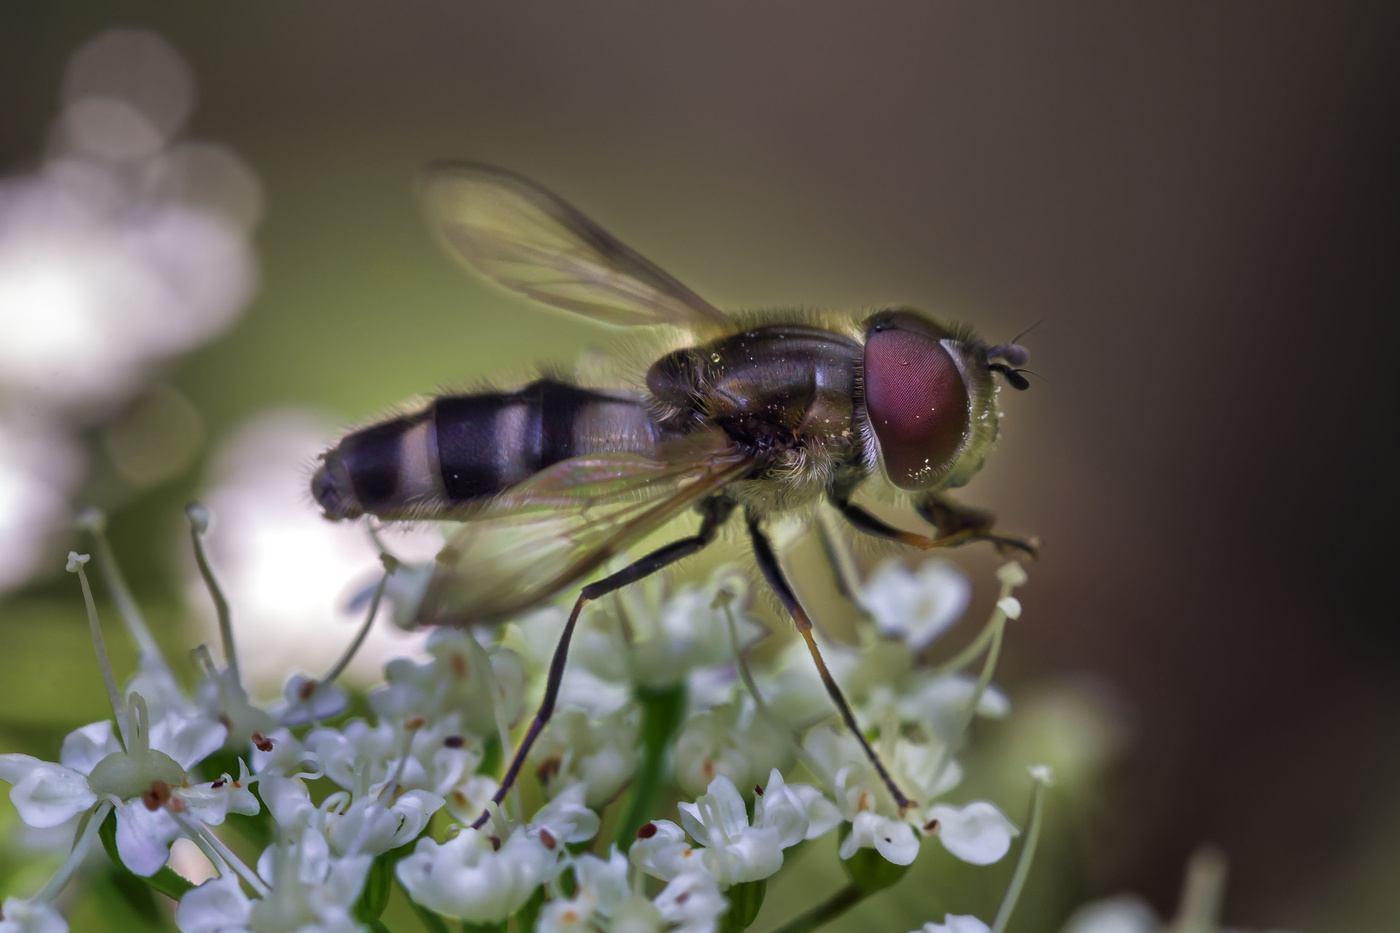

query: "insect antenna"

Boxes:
[986, 318, 1042, 368]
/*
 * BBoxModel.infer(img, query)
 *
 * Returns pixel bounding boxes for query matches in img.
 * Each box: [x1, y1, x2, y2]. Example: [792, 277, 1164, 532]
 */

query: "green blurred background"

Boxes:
[2, 2, 1398, 931]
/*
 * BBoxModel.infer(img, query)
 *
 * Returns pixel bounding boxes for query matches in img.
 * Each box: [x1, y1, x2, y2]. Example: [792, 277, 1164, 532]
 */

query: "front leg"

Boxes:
[830, 489, 1037, 559]
[913, 493, 1038, 559]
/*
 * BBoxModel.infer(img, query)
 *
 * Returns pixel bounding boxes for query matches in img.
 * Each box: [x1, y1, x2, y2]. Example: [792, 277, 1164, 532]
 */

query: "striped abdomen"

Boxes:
[313, 379, 660, 520]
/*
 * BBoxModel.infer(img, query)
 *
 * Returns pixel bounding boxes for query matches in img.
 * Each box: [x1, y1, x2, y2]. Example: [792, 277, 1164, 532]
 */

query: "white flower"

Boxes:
[913, 915, 991, 933]
[861, 558, 971, 651]
[677, 773, 799, 887]
[754, 769, 841, 845]
[0, 698, 236, 877]
[175, 826, 372, 933]
[269, 673, 349, 727]
[395, 826, 555, 923]
[370, 628, 525, 738]
[0, 897, 68, 933]
[1059, 896, 1159, 933]
[652, 870, 728, 933]
[840, 810, 920, 866]
[258, 774, 442, 859]
[925, 801, 1018, 865]
[528, 782, 601, 845]
[530, 705, 641, 807]
[628, 820, 698, 882]
[672, 697, 792, 799]
[537, 848, 631, 933]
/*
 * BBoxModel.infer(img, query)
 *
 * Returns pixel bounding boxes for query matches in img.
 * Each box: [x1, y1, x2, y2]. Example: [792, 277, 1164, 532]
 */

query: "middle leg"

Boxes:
[745, 509, 914, 812]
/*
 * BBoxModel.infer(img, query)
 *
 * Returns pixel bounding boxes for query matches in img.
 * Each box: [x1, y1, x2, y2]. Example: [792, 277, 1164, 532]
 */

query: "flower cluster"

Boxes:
[0, 510, 1046, 933]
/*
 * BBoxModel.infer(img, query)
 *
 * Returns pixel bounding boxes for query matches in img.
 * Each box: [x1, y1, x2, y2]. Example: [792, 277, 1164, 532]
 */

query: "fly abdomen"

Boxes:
[313, 379, 659, 520]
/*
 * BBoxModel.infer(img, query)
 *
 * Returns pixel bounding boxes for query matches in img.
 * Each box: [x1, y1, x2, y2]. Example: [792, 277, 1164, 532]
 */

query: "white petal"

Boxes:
[927, 801, 1018, 865]
[0, 897, 69, 933]
[257, 775, 315, 829]
[58, 721, 121, 774]
[996, 596, 1022, 620]
[0, 756, 95, 829]
[628, 820, 695, 882]
[1060, 896, 1160, 933]
[149, 712, 227, 771]
[531, 782, 599, 844]
[916, 914, 992, 933]
[175, 874, 252, 933]
[842, 811, 920, 866]
[754, 769, 808, 849]
[791, 784, 843, 840]
[114, 800, 182, 876]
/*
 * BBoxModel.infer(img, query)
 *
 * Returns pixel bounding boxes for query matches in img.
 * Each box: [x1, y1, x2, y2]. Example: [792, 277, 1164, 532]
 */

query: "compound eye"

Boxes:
[863, 328, 969, 489]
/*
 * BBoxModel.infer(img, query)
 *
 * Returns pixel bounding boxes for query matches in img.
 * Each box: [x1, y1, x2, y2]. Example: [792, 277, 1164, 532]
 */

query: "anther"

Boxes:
[637, 822, 658, 839]
[252, 732, 274, 752]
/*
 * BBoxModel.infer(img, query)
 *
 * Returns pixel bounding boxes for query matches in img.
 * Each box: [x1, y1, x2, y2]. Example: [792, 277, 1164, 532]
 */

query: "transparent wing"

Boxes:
[414, 435, 751, 626]
[420, 161, 728, 328]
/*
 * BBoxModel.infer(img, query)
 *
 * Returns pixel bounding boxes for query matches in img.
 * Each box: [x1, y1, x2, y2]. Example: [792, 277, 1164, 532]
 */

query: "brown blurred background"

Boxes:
[2, 2, 1398, 930]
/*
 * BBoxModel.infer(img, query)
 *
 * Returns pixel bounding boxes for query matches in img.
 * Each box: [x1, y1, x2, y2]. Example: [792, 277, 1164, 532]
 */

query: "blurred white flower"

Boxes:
[1059, 896, 1159, 933]
[861, 558, 971, 651]
[395, 826, 555, 924]
[672, 696, 792, 800]
[190, 410, 441, 692]
[913, 916, 991, 933]
[177, 826, 372, 933]
[536, 848, 631, 933]
[530, 704, 642, 807]
[0, 416, 81, 593]
[0, 897, 68, 933]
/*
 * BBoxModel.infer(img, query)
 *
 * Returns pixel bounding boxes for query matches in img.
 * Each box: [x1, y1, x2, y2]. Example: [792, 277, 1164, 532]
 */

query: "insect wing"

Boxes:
[414, 440, 750, 626]
[420, 161, 728, 328]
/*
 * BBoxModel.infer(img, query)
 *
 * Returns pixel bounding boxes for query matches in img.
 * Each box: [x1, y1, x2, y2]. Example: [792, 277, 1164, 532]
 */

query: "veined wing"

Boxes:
[420, 161, 728, 328]
[414, 436, 752, 626]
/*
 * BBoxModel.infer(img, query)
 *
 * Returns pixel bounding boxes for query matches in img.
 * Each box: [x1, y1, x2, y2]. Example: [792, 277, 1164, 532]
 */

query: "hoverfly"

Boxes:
[312, 163, 1036, 826]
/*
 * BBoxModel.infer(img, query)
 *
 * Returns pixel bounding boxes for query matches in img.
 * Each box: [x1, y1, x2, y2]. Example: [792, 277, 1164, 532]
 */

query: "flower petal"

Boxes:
[114, 800, 182, 876]
[927, 801, 1018, 865]
[58, 721, 121, 774]
[915, 914, 992, 933]
[0, 756, 95, 829]
[175, 874, 252, 933]
[0, 897, 69, 933]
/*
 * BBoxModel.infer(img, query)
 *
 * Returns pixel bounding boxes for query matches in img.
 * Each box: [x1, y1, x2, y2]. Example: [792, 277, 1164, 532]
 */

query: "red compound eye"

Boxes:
[863, 328, 969, 489]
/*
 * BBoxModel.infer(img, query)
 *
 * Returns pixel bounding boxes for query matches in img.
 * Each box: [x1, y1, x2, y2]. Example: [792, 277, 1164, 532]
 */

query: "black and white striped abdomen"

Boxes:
[312, 379, 660, 520]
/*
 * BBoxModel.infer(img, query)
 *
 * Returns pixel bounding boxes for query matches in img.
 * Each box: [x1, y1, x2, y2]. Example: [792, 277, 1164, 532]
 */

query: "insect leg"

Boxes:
[913, 494, 1038, 559]
[832, 492, 1038, 559]
[745, 509, 915, 813]
[470, 495, 736, 830]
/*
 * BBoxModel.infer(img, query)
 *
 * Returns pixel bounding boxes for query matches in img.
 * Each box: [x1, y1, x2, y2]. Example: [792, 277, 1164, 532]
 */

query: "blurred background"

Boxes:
[1, 2, 1397, 931]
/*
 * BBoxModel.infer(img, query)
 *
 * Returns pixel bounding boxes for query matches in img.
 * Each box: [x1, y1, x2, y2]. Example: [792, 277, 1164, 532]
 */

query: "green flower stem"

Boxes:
[614, 682, 686, 847]
[81, 512, 168, 675]
[1171, 846, 1228, 933]
[927, 592, 1012, 791]
[188, 504, 240, 686]
[71, 556, 129, 748]
[991, 773, 1050, 933]
[320, 556, 392, 689]
[766, 883, 866, 933]
[461, 921, 507, 933]
[35, 802, 112, 902]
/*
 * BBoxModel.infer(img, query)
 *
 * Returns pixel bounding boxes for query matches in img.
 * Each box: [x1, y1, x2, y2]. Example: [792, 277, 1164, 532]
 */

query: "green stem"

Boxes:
[991, 774, 1049, 933]
[766, 883, 865, 933]
[614, 682, 686, 847]
[188, 505, 240, 686]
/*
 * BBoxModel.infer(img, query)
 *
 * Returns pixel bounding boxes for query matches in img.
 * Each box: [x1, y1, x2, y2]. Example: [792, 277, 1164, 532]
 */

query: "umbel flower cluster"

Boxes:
[0, 507, 1050, 933]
